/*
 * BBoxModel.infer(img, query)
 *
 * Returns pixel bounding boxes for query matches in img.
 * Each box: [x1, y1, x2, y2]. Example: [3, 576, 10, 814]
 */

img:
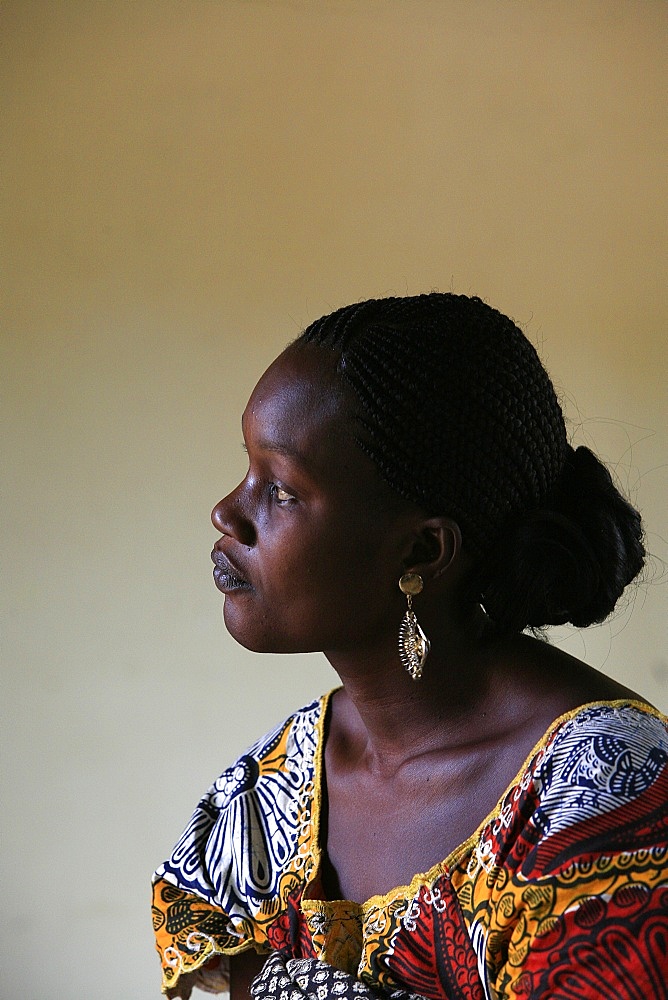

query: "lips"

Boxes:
[211, 548, 252, 592]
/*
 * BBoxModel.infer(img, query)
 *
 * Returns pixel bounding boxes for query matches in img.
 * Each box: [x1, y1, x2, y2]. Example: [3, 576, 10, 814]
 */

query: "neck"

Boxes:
[324, 605, 504, 770]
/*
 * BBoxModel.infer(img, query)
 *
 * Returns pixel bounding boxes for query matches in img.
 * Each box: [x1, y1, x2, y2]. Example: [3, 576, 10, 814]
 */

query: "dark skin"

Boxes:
[188, 345, 646, 999]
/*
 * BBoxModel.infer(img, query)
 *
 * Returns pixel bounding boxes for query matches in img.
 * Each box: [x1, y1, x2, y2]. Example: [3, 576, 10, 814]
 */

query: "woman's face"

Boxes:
[211, 345, 417, 655]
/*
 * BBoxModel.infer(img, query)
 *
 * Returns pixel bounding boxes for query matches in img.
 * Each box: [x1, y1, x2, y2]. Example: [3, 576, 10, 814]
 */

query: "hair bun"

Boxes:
[479, 446, 645, 633]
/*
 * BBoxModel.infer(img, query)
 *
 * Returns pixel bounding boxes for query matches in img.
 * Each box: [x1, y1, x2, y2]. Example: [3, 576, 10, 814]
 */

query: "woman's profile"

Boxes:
[151, 293, 668, 999]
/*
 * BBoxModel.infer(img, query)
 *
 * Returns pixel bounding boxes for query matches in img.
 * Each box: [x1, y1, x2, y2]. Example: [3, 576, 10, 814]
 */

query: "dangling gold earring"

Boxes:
[398, 572, 430, 680]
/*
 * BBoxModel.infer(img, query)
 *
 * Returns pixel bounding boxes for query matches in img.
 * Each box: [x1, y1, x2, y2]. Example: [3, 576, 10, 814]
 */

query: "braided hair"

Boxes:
[294, 293, 645, 634]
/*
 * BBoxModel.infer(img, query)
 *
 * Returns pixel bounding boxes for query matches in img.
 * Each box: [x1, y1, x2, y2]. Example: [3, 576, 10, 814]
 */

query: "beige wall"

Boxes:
[2, 3, 666, 997]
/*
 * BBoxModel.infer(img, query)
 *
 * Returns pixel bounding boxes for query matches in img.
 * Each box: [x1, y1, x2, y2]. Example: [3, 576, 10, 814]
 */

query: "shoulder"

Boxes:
[495, 700, 668, 876]
[512, 704, 668, 993]
[204, 691, 327, 809]
[154, 692, 330, 908]
[217, 692, 327, 796]
[505, 632, 650, 710]
[151, 694, 332, 993]
[534, 701, 668, 822]
[539, 700, 668, 783]
[463, 701, 668, 879]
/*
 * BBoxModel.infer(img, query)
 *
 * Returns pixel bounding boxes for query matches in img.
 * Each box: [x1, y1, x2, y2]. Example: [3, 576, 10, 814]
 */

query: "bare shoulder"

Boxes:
[510, 632, 655, 722]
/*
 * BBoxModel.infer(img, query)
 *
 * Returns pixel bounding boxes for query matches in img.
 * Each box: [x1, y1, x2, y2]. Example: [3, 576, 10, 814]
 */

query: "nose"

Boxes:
[211, 483, 257, 547]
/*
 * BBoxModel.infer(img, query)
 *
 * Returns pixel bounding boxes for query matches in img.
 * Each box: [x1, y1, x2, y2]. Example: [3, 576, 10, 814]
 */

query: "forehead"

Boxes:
[248, 343, 341, 409]
[243, 345, 353, 454]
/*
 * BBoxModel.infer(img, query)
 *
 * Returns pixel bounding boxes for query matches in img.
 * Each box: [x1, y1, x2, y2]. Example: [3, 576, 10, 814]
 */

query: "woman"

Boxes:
[151, 294, 668, 999]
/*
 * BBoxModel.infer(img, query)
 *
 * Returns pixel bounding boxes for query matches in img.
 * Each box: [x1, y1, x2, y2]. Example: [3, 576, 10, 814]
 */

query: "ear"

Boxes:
[401, 516, 462, 582]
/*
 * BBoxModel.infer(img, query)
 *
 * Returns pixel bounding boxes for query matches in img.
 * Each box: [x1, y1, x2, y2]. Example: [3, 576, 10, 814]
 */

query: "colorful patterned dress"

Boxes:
[152, 695, 668, 998]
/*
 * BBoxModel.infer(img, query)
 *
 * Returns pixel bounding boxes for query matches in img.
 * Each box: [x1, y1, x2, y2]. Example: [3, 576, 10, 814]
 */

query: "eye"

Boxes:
[269, 483, 296, 505]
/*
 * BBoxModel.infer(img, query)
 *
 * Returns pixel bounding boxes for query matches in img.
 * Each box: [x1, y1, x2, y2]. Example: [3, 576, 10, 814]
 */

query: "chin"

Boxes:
[222, 607, 323, 655]
[228, 633, 283, 654]
[222, 603, 291, 654]
[228, 633, 308, 655]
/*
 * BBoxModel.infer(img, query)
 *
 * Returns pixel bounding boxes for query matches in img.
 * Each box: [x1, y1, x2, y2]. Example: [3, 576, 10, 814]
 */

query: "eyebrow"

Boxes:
[244, 437, 310, 466]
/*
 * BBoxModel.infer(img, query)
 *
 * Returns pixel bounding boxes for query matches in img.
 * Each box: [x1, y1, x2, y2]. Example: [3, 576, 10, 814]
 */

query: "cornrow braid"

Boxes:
[298, 293, 567, 553]
[294, 293, 645, 633]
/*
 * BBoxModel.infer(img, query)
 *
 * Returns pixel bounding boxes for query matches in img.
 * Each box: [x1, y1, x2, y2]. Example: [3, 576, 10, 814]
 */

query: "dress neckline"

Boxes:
[303, 691, 663, 913]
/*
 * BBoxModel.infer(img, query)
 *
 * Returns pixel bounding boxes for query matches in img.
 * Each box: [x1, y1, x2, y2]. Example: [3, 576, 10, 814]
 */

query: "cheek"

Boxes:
[223, 511, 404, 653]
[287, 525, 399, 627]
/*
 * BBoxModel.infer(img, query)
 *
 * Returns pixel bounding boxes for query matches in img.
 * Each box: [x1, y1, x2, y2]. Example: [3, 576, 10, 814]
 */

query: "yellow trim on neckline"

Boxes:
[302, 696, 665, 914]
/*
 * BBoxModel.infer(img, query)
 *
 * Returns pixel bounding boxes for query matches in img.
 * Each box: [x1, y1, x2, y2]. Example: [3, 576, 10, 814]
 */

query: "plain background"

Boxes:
[2, 3, 666, 998]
